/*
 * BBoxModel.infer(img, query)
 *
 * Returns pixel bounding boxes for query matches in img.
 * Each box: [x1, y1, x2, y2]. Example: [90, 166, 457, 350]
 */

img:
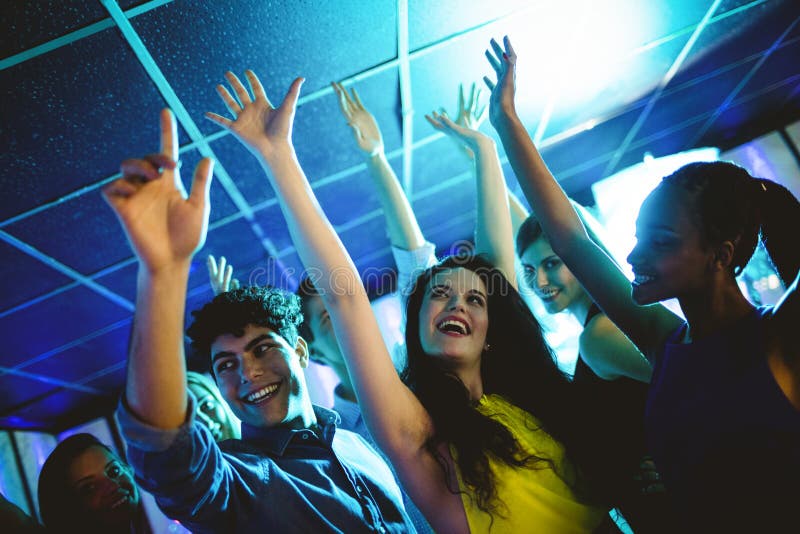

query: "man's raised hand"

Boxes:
[103, 109, 214, 273]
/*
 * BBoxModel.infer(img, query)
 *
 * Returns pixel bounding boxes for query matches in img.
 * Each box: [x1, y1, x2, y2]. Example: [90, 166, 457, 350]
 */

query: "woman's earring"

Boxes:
[484, 343, 491, 352]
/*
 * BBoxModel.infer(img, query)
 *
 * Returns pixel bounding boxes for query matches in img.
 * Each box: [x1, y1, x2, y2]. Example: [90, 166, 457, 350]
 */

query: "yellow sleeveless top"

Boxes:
[452, 394, 606, 533]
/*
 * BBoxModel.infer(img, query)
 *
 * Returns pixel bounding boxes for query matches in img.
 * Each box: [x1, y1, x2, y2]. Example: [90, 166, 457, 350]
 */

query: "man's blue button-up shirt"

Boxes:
[117, 398, 415, 533]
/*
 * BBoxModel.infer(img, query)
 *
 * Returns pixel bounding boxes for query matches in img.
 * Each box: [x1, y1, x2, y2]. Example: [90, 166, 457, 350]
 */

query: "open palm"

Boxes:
[206, 70, 304, 158]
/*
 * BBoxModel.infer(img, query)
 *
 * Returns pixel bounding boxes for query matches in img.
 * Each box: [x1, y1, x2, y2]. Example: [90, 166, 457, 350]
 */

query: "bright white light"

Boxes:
[767, 274, 780, 290]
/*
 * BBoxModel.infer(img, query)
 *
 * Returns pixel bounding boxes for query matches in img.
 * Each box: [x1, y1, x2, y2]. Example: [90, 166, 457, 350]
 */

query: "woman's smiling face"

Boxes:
[520, 237, 587, 315]
[628, 187, 714, 305]
[67, 445, 139, 528]
[418, 267, 489, 371]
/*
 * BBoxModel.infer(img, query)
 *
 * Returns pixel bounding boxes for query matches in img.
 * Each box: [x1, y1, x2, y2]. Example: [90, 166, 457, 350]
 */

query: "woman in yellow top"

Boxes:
[402, 254, 608, 533]
[204, 65, 610, 531]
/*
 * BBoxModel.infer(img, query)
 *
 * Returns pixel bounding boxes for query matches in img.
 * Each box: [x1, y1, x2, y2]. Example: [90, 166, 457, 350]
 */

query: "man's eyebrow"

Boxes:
[244, 333, 277, 352]
[211, 333, 277, 364]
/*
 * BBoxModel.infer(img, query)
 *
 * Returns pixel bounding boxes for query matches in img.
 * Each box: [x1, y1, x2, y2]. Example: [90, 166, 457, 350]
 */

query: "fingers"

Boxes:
[207, 254, 219, 278]
[225, 71, 252, 108]
[217, 255, 227, 280]
[160, 109, 179, 161]
[350, 87, 364, 110]
[490, 38, 505, 64]
[205, 111, 234, 129]
[102, 178, 138, 206]
[436, 111, 459, 129]
[331, 81, 351, 117]
[503, 35, 517, 61]
[425, 113, 444, 130]
[216, 84, 243, 117]
[467, 83, 477, 112]
[223, 264, 234, 290]
[279, 77, 305, 113]
[483, 76, 495, 91]
[188, 157, 214, 208]
[475, 103, 488, 126]
[425, 111, 458, 132]
[245, 70, 269, 105]
[472, 87, 482, 114]
[485, 48, 502, 75]
[231, 278, 240, 291]
[458, 83, 465, 114]
[120, 154, 175, 181]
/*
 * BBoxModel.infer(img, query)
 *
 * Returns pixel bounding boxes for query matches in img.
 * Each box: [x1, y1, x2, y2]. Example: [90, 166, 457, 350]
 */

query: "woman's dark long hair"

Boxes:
[402, 255, 601, 516]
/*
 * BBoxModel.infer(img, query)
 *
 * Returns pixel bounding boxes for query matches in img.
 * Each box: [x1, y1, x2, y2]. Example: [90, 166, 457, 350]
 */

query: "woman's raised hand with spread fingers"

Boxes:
[206, 70, 304, 161]
[483, 36, 518, 129]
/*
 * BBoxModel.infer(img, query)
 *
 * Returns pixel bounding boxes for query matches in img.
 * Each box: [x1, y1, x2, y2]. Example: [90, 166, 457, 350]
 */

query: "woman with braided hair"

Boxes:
[485, 34, 800, 532]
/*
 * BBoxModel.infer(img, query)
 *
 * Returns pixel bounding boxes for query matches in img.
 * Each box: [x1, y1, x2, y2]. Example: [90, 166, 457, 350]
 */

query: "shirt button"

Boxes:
[301, 433, 309, 440]
[356, 485, 363, 493]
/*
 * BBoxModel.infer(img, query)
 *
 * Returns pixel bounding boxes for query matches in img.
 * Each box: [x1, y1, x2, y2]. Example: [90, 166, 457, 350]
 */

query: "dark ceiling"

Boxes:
[2, 0, 799, 432]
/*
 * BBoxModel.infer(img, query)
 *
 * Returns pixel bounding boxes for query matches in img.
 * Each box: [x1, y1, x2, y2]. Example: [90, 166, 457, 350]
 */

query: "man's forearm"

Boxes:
[126, 261, 191, 428]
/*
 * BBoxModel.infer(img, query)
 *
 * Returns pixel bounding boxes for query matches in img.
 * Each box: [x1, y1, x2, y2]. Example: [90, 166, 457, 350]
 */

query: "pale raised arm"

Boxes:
[331, 81, 427, 251]
[206, 71, 468, 531]
[426, 100, 517, 287]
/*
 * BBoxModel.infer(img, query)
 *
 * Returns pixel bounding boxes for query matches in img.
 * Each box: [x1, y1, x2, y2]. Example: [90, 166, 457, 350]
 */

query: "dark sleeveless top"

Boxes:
[646, 306, 800, 532]
[574, 304, 671, 533]
[573, 304, 649, 456]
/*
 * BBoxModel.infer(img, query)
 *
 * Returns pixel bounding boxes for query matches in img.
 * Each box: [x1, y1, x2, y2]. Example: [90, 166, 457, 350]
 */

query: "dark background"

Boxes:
[1, 0, 799, 431]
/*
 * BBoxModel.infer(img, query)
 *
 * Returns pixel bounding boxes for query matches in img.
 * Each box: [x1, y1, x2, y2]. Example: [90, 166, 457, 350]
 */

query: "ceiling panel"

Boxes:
[130, 0, 398, 136]
[737, 37, 800, 98]
[3, 389, 113, 432]
[296, 68, 402, 183]
[700, 77, 800, 148]
[540, 107, 644, 177]
[2, 0, 799, 431]
[409, 0, 532, 50]
[313, 167, 388, 228]
[542, 33, 688, 138]
[207, 134, 278, 207]
[669, 0, 796, 88]
[0, 286, 131, 370]
[0, 27, 176, 220]
[0, 240, 72, 312]
[633, 61, 755, 142]
[21, 322, 131, 383]
[617, 121, 711, 173]
[189, 218, 267, 291]
[2, 1, 109, 58]
[0, 374, 60, 416]
[338, 214, 392, 263]
[4, 189, 139, 275]
[410, 136, 476, 194]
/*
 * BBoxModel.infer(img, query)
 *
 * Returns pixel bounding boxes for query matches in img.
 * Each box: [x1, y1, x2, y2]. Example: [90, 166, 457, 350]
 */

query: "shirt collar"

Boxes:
[239, 405, 340, 455]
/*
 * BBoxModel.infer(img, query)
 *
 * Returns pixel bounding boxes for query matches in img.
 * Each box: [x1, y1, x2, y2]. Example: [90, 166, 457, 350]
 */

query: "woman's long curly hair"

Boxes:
[401, 255, 598, 516]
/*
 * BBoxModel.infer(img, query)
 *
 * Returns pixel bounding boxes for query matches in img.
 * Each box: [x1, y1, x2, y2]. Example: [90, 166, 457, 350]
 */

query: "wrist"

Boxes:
[493, 109, 523, 134]
[257, 142, 296, 164]
[366, 149, 386, 161]
[138, 259, 192, 283]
